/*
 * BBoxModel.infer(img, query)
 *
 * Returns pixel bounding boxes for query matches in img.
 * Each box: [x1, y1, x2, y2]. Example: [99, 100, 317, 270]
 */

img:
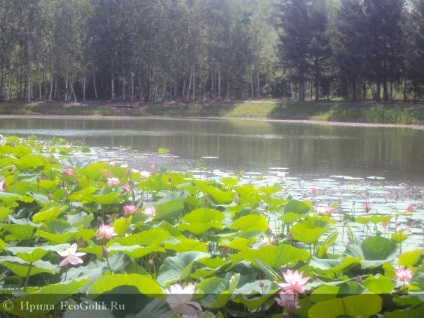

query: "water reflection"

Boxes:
[0, 117, 422, 183]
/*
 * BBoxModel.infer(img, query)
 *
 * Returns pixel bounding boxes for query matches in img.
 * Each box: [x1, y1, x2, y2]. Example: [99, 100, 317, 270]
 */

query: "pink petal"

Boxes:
[59, 258, 69, 267]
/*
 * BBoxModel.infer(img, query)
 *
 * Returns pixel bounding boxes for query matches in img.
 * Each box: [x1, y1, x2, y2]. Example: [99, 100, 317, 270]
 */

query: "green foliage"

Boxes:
[0, 136, 423, 318]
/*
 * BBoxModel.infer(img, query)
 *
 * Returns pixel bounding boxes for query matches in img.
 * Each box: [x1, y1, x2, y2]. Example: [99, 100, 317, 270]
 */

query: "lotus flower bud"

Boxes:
[102, 246, 109, 258]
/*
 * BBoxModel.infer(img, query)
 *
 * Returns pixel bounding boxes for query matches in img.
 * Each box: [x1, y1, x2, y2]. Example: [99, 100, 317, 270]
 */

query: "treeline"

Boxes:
[0, 0, 424, 103]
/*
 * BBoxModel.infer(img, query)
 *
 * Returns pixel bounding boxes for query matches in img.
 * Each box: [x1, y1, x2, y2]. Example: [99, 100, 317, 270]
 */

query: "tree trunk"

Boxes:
[299, 79, 305, 102]
[111, 73, 115, 100]
[186, 66, 192, 102]
[192, 63, 196, 101]
[92, 70, 98, 99]
[130, 70, 134, 101]
[27, 25, 33, 102]
[218, 64, 221, 100]
[256, 69, 260, 98]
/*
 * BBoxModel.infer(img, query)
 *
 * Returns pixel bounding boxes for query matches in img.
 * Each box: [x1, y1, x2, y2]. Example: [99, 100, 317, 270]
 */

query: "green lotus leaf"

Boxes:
[198, 273, 239, 309]
[241, 244, 310, 269]
[158, 148, 169, 154]
[65, 253, 130, 283]
[0, 278, 88, 318]
[178, 208, 225, 234]
[283, 199, 313, 214]
[290, 222, 329, 244]
[203, 185, 235, 206]
[363, 274, 394, 293]
[409, 269, 424, 291]
[279, 212, 304, 223]
[0, 207, 11, 222]
[90, 191, 121, 205]
[164, 237, 208, 253]
[66, 212, 94, 228]
[87, 274, 163, 296]
[16, 154, 45, 169]
[0, 256, 58, 277]
[3, 224, 36, 241]
[310, 256, 362, 273]
[317, 231, 339, 258]
[218, 238, 255, 251]
[37, 230, 76, 244]
[230, 214, 268, 232]
[110, 228, 168, 247]
[7, 244, 69, 263]
[83, 162, 109, 180]
[197, 277, 230, 308]
[112, 217, 132, 236]
[154, 198, 185, 220]
[361, 236, 398, 260]
[157, 252, 209, 286]
[68, 186, 98, 202]
[38, 179, 59, 190]
[310, 285, 339, 303]
[104, 243, 165, 259]
[259, 183, 283, 195]
[0, 192, 34, 205]
[356, 215, 392, 225]
[391, 232, 408, 243]
[383, 306, 424, 318]
[33, 205, 66, 223]
[221, 177, 239, 187]
[13, 145, 31, 158]
[30, 193, 50, 206]
[233, 280, 277, 310]
[398, 249, 423, 266]
[0, 238, 5, 253]
[308, 294, 382, 318]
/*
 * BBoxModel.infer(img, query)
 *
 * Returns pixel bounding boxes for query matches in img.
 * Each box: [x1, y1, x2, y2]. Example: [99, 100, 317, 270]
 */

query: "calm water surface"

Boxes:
[0, 117, 423, 183]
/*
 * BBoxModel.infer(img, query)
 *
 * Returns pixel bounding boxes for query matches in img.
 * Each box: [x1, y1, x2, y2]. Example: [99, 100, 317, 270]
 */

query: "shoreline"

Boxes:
[1, 113, 423, 131]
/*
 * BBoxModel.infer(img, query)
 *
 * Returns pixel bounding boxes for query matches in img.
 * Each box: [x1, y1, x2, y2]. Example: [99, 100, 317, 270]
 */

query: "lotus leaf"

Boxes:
[230, 214, 268, 233]
[87, 274, 163, 296]
[308, 294, 382, 318]
[32, 205, 66, 223]
[398, 249, 423, 266]
[363, 274, 394, 293]
[157, 252, 209, 286]
[290, 221, 329, 244]
[178, 208, 225, 234]
[241, 244, 310, 269]
[283, 199, 313, 214]
[164, 237, 208, 253]
[0, 256, 58, 277]
[0, 278, 88, 318]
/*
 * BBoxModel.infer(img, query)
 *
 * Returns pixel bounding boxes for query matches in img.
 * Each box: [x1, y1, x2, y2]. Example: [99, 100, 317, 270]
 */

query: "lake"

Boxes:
[0, 116, 423, 184]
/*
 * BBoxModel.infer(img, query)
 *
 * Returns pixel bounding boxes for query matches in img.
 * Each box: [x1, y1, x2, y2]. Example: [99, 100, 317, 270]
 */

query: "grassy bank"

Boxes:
[1, 99, 424, 124]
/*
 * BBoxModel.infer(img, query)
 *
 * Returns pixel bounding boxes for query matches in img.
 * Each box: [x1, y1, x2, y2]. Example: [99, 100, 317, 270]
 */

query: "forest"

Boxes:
[0, 0, 424, 104]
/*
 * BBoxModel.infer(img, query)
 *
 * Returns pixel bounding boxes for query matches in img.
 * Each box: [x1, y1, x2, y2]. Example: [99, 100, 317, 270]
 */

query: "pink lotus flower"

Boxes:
[0, 179, 6, 192]
[123, 204, 138, 215]
[381, 221, 390, 227]
[143, 206, 156, 218]
[107, 177, 120, 186]
[261, 235, 275, 246]
[406, 205, 414, 213]
[122, 184, 131, 192]
[275, 291, 300, 311]
[311, 187, 318, 195]
[140, 170, 151, 178]
[57, 243, 86, 267]
[395, 267, 413, 283]
[277, 172, 286, 179]
[234, 194, 240, 203]
[364, 202, 371, 212]
[166, 283, 201, 318]
[279, 269, 311, 294]
[316, 206, 334, 214]
[96, 224, 117, 240]
[108, 161, 116, 166]
[65, 168, 73, 176]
